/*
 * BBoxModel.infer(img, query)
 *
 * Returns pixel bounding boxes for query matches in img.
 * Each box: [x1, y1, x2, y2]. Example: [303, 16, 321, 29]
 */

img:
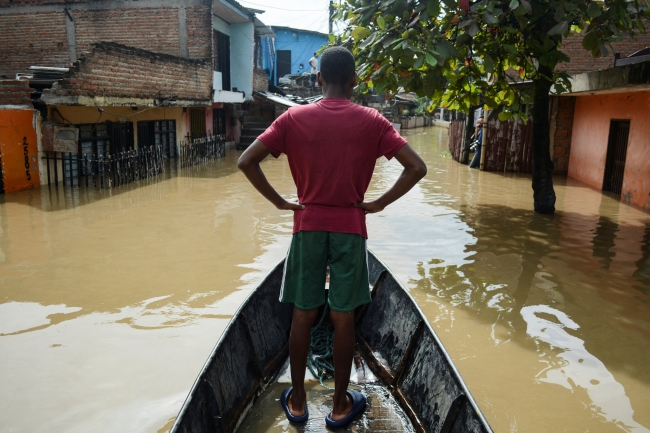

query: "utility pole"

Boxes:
[328, 1, 334, 34]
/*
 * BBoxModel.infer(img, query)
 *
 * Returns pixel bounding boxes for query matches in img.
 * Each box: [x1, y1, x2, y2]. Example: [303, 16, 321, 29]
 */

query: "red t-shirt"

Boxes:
[258, 98, 407, 238]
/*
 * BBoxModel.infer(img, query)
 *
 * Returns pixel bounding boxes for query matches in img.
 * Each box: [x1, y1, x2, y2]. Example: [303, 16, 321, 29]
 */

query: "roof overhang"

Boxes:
[555, 59, 650, 96]
[213, 0, 252, 24]
[255, 17, 275, 38]
[41, 94, 210, 108]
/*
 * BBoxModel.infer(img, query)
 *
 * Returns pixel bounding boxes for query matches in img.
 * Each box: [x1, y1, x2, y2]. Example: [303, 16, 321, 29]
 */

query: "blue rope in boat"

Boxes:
[307, 303, 335, 389]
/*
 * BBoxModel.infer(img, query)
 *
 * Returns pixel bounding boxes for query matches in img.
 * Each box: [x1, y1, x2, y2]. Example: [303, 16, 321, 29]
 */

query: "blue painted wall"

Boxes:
[270, 27, 329, 85]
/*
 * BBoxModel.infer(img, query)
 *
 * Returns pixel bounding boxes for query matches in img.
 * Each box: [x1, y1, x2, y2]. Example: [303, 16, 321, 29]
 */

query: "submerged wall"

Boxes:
[568, 91, 650, 210]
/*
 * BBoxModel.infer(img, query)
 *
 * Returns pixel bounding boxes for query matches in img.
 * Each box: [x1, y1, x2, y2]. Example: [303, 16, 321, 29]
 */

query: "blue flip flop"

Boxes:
[280, 387, 309, 423]
[325, 389, 367, 428]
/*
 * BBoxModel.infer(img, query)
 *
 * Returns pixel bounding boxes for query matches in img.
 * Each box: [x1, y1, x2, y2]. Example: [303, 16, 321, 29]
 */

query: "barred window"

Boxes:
[137, 120, 176, 158]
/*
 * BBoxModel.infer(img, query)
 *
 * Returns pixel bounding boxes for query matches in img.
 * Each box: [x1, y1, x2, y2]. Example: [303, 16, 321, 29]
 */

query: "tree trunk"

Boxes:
[531, 64, 556, 214]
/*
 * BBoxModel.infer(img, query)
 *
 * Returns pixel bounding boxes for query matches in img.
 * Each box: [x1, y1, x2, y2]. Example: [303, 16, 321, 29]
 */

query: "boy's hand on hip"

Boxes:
[354, 201, 384, 214]
[277, 199, 305, 211]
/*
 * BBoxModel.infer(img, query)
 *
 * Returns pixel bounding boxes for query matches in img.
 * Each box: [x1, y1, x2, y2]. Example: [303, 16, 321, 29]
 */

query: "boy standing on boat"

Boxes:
[238, 46, 427, 427]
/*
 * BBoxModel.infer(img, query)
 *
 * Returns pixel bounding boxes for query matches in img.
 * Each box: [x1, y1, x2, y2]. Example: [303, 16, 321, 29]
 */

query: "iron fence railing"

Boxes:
[43, 145, 164, 189]
[179, 134, 226, 168]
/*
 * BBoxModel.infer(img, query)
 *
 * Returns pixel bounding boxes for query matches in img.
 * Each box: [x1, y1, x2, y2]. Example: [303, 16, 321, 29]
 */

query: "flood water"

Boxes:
[1, 126, 649, 433]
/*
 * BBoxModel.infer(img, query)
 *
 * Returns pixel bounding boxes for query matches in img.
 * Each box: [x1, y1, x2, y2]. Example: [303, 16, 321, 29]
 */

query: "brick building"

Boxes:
[0, 0, 275, 190]
[557, 28, 650, 76]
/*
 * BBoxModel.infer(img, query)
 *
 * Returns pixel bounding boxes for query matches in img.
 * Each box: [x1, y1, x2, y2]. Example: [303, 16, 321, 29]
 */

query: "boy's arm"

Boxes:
[355, 143, 427, 214]
[237, 139, 305, 211]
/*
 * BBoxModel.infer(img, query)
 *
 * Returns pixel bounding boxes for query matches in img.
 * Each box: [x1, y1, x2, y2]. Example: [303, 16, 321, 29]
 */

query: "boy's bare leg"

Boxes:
[329, 309, 355, 420]
[288, 307, 318, 416]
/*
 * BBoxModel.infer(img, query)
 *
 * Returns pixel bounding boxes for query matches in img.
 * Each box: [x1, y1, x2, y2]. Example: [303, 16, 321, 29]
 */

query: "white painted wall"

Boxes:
[230, 21, 254, 100]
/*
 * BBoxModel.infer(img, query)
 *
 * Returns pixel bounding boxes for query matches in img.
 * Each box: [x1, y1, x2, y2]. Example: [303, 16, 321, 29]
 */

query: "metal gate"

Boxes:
[111, 122, 134, 154]
[603, 120, 630, 195]
[213, 108, 226, 135]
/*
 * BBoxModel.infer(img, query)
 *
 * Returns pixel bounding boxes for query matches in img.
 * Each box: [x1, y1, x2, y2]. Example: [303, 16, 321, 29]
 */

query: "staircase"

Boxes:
[238, 116, 272, 150]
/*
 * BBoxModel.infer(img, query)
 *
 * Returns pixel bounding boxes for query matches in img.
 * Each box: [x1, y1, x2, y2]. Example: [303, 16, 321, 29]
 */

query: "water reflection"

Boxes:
[522, 305, 647, 432]
[633, 223, 650, 297]
[0, 127, 649, 433]
[0, 302, 82, 335]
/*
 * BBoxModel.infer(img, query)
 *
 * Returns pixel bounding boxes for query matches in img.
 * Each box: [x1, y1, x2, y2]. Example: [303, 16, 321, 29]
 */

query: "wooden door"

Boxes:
[603, 120, 630, 195]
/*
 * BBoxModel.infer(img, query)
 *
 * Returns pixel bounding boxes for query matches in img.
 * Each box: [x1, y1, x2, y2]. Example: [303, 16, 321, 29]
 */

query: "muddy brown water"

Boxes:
[0, 126, 648, 433]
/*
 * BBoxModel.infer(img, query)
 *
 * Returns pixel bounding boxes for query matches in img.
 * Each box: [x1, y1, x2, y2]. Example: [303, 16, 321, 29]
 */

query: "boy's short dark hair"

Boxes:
[320, 47, 356, 86]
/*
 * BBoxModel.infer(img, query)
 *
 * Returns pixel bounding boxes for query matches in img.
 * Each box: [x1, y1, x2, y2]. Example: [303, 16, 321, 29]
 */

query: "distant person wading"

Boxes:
[469, 117, 484, 169]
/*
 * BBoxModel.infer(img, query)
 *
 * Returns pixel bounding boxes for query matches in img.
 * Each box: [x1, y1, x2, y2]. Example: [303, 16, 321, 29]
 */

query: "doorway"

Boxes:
[190, 108, 206, 140]
[277, 50, 291, 81]
[603, 120, 630, 196]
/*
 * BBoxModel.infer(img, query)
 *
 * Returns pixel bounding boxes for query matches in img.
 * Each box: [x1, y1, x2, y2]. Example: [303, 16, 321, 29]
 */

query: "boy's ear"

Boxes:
[351, 72, 358, 87]
[317, 71, 323, 86]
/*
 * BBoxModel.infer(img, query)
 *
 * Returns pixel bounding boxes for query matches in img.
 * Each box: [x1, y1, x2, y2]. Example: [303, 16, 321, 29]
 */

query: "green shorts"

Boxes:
[280, 231, 371, 312]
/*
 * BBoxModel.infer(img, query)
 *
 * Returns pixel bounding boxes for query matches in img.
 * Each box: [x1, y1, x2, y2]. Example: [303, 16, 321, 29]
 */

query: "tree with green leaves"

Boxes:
[334, 0, 649, 214]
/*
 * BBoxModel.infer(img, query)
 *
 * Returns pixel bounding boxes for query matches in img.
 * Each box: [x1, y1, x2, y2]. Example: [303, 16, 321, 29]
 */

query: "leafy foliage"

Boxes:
[334, 0, 649, 122]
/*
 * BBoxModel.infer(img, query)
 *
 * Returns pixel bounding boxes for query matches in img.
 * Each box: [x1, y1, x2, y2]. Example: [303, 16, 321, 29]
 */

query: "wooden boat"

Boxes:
[170, 252, 493, 433]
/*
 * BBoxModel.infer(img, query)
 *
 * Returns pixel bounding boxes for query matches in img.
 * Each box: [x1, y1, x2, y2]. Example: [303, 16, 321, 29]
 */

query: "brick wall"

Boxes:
[73, 8, 181, 58]
[186, 5, 212, 59]
[0, 11, 70, 77]
[558, 27, 650, 75]
[0, 80, 33, 106]
[551, 96, 576, 174]
[0, 1, 213, 77]
[0, 0, 116, 5]
[253, 68, 269, 91]
[43, 42, 211, 102]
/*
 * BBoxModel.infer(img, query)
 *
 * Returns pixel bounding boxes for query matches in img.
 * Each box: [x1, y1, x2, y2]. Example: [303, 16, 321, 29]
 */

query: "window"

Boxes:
[79, 123, 110, 158]
[213, 30, 231, 91]
[138, 120, 176, 158]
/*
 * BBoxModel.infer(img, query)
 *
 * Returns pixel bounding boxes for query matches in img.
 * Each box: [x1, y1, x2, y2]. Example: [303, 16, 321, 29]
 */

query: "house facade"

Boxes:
[556, 60, 650, 211]
[266, 26, 329, 86]
[0, 0, 273, 191]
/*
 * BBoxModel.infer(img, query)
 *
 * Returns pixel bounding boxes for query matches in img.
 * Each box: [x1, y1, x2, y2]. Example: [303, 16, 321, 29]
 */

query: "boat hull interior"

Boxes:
[170, 253, 492, 433]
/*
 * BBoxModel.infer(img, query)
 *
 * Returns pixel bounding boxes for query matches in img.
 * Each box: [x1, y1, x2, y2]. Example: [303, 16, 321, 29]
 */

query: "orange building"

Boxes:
[0, 80, 40, 193]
